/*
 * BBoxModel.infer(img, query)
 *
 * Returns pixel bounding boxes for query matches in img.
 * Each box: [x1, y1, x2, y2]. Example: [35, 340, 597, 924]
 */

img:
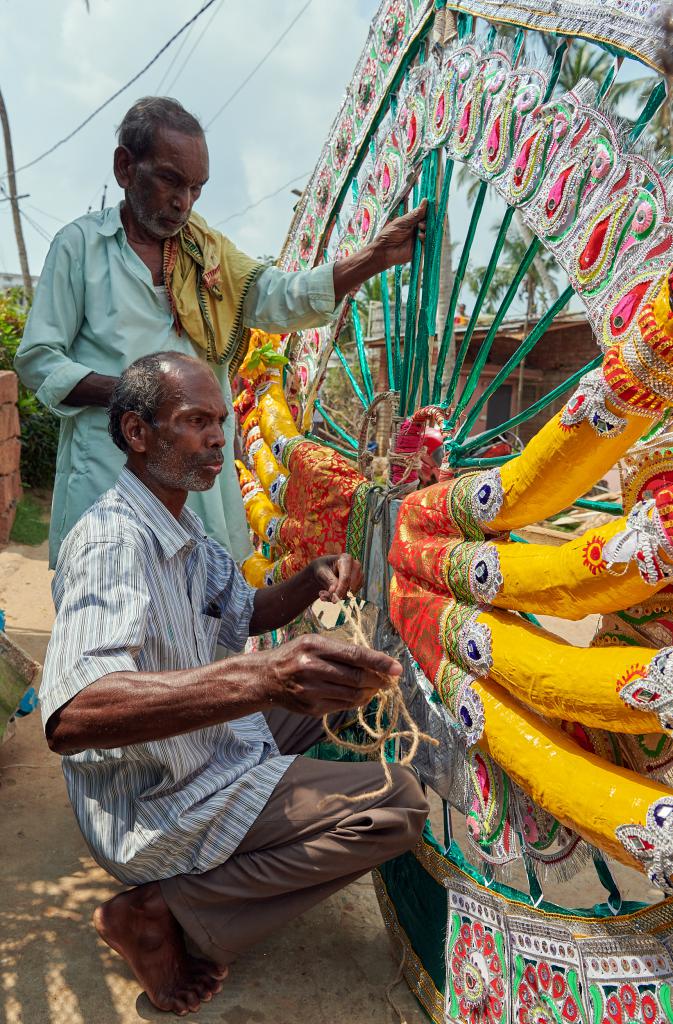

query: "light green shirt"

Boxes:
[15, 203, 336, 568]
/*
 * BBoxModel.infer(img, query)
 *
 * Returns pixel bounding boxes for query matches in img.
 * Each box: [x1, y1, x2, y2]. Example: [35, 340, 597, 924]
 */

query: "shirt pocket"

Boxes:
[198, 611, 221, 655]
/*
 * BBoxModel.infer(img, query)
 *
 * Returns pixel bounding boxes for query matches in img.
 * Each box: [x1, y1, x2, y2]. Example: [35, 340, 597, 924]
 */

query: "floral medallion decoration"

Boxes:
[509, 917, 585, 1024]
[332, 115, 354, 172]
[581, 936, 673, 1024]
[297, 213, 316, 267]
[379, 0, 407, 65]
[355, 56, 378, 123]
[514, 959, 583, 1023]
[445, 886, 508, 1024]
[314, 166, 333, 220]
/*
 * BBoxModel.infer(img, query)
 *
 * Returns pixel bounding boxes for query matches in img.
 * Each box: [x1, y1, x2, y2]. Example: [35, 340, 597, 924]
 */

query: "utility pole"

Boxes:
[0, 88, 32, 299]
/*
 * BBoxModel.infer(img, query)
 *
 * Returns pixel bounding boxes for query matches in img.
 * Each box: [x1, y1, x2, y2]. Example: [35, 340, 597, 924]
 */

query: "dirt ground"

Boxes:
[0, 542, 659, 1024]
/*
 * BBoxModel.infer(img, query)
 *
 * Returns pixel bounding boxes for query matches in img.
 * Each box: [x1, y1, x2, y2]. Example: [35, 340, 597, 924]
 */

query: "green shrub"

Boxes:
[0, 289, 59, 489]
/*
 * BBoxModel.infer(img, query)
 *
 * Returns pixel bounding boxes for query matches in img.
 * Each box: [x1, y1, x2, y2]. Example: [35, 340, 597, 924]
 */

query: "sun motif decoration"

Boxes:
[582, 535, 607, 575]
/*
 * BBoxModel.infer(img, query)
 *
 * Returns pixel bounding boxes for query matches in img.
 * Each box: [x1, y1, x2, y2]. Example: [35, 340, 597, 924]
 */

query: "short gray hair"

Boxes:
[108, 351, 196, 452]
[116, 97, 204, 161]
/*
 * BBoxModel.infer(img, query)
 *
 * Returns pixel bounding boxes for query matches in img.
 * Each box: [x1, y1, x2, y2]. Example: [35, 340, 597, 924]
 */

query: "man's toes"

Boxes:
[196, 957, 228, 980]
[192, 977, 216, 1001]
[176, 988, 201, 1013]
[197, 971, 223, 996]
[167, 996, 189, 1018]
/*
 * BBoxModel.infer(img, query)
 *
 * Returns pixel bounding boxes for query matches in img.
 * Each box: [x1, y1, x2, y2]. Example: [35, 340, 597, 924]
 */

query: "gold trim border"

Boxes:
[372, 868, 445, 1024]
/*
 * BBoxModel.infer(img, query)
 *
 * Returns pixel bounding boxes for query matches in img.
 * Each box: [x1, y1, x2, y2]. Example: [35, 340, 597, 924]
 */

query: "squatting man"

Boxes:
[41, 351, 429, 1017]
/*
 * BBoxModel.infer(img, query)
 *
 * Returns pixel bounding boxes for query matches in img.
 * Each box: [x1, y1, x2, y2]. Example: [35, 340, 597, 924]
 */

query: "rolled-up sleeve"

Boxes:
[204, 539, 255, 651]
[40, 541, 149, 729]
[14, 226, 94, 417]
[242, 263, 338, 331]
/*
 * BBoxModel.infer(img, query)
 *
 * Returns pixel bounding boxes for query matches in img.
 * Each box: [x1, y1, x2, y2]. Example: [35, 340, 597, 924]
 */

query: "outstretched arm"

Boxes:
[46, 635, 398, 754]
[332, 200, 427, 304]
[44, 542, 387, 754]
[241, 201, 427, 332]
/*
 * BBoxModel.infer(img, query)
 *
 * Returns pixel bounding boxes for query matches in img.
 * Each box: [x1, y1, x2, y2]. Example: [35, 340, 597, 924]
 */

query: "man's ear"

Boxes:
[121, 411, 151, 453]
[113, 145, 135, 190]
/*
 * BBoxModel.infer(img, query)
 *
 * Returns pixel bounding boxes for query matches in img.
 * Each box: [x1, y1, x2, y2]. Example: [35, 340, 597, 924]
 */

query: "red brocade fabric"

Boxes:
[389, 480, 461, 590]
[274, 444, 367, 574]
[389, 574, 446, 683]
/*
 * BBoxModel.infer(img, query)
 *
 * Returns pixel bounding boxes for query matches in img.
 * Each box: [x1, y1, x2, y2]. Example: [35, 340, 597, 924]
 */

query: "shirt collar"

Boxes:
[95, 202, 125, 238]
[115, 467, 206, 559]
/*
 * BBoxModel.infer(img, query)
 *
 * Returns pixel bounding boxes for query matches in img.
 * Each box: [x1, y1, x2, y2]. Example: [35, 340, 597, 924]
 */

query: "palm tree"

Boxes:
[464, 227, 559, 317]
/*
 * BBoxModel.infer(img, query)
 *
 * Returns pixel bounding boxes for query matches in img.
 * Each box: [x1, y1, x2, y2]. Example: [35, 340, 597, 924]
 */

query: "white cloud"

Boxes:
[0, 0, 380, 273]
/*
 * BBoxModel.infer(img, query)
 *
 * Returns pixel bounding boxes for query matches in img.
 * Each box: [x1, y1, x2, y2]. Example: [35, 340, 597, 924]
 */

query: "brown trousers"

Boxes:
[160, 709, 429, 963]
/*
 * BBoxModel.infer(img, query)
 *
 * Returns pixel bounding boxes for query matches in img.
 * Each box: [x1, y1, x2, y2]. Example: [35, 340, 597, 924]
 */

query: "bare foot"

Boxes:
[94, 881, 228, 1016]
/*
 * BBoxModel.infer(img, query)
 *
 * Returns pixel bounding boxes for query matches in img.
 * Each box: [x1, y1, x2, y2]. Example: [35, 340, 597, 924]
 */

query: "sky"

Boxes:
[0, 1, 661, 318]
[0, 0, 381, 276]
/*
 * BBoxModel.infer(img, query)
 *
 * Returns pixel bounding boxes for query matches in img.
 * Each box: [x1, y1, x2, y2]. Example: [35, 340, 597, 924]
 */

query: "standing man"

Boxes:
[42, 351, 429, 1016]
[15, 96, 426, 566]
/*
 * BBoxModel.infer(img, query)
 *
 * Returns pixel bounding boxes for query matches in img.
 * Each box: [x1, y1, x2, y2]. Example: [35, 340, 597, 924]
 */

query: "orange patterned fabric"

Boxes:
[389, 574, 446, 682]
[264, 443, 367, 575]
[602, 342, 666, 416]
[389, 481, 462, 590]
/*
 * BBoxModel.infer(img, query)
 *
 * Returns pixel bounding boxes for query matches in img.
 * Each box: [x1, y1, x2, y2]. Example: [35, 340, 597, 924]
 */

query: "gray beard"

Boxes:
[146, 442, 220, 494]
[126, 191, 184, 241]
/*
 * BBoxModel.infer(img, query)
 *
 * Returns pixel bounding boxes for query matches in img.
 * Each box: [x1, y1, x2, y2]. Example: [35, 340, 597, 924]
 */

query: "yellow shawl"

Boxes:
[163, 210, 264, 377]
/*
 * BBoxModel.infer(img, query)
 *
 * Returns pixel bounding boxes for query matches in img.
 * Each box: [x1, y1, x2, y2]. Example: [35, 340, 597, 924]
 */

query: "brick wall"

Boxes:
[0, 371, 22, 545]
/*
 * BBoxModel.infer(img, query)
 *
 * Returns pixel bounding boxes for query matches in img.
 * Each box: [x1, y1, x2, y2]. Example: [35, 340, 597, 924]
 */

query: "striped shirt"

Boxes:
[41, 467, 295, 885]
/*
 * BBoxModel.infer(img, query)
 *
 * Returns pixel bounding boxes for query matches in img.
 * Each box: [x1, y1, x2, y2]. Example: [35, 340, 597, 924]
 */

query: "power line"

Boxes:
[205, 0, 314, 129]
[154, 5, 200, 93]
[24, 202, 66, 225]
[3, 0, 220, 179]
[164, 0, 229, 95]
[214, 170, 310, 226]
[20, 208, 52, 243]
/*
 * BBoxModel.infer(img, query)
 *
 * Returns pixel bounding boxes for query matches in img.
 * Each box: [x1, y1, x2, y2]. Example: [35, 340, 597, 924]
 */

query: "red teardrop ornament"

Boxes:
[579, 216, 610, 270]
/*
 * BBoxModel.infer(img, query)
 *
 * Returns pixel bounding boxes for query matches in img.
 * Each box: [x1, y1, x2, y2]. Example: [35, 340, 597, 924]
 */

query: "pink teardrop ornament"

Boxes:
[486, 117, 500, 159]
[545, 165, 573, 217]
[435, 92, 445, 128]
[406, 111, 417, 151]
[610, 280, 651, 334]
[513, 132, 535, 181]
[458, 101, 471, 143]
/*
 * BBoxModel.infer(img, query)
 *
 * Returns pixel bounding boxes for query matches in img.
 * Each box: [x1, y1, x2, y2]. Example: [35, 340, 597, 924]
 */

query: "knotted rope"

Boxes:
[320, 599, 437, 804]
